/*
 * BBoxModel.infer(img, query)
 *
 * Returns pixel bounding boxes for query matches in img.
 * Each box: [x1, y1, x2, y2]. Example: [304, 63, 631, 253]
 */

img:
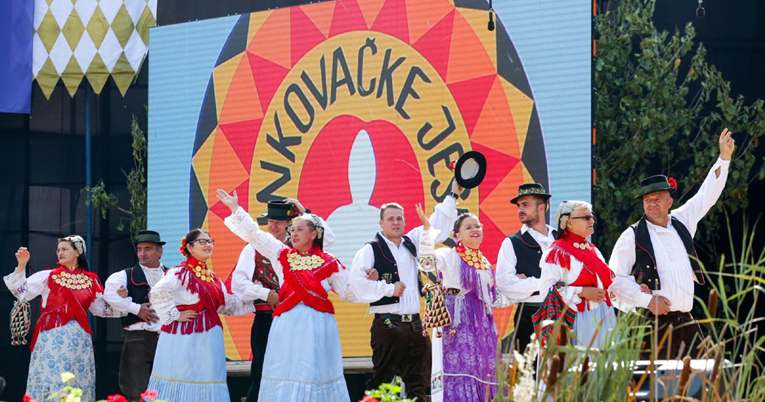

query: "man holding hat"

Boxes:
[609, 129, 735, 359]
[103, 230, 168, 402]
[232, 198, 336, 402]
[496, 183, 556, 353]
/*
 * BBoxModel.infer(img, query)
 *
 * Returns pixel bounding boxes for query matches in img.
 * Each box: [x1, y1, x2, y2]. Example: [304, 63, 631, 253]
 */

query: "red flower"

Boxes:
[23, 395, 35, 402]
[667, 177, 677, 189]
[361, 397, 380, 402]
[448, 159, 456, 171]
[179, 238, 189, 256]
[141, 389, 159, 401]
[107, 395, 127, 402]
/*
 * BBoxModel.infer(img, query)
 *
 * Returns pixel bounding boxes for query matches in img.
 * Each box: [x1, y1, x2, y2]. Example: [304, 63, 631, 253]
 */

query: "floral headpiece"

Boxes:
[667, 177, 677, 189]
[179, 238, 189, 256]
[58, 235, 86, 255]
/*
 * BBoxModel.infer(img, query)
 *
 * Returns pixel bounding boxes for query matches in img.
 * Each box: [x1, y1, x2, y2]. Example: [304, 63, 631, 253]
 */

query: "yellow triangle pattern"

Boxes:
[192, 129, 217, 205]
[213, 53, 243, 119]
[500, 77, 534, 155]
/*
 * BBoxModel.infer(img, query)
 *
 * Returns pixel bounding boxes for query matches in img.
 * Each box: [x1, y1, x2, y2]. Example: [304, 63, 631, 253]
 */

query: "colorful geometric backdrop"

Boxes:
[148, 0, 592, 360]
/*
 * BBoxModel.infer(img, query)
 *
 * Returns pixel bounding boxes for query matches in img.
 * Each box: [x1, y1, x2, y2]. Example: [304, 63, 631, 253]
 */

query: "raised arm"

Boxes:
[672, 128, 734, 235]
[407, 181, 461, 247]
[4, 247, 50, 302]
[218, 189, 287, 262]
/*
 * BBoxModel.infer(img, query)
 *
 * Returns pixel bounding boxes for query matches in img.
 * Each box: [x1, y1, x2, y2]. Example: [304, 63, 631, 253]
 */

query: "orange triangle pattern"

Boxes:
[446, 11, 495, 84]
[248, 8, 292, 69]
[480, 161, 525, 236]
[405, 0, 455, 44]
[458, 8, 497, 69]
[208, 131, 250, 203]
[500, 78, 535, 155]
[246, 11, 274, 49]
[219, 55, 263, 124]
[300, 1, 336, 38]
[358, 0, 386, 28]
[470, 76, 519, 158]
[191, 129, 217, 205]
[212, 54, 243, 119]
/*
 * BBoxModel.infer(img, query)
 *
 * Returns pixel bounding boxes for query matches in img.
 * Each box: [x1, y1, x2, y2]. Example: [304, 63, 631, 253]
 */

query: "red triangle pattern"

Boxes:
[218, 119, 263, 172]
[471, 142, 519, 202]
[247, 52, 290, 113]
[329, 0, 368, 38]
[371, 0, 410, 44]
[291, 7, 328, 66]
[210, 179, 250, 221]
[447, 74, 496, 135]
[412, 10, 454, 81]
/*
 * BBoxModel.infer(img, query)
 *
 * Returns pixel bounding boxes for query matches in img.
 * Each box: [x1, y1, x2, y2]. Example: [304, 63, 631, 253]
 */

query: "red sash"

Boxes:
[545, 232, 614, 311]
[31, 265, 102, 350]
[274, 246, 342, 317]
[161, 257, 226, 335]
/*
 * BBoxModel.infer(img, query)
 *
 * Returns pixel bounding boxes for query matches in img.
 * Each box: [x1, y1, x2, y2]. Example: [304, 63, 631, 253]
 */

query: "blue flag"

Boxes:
[0, 0, 34, 114]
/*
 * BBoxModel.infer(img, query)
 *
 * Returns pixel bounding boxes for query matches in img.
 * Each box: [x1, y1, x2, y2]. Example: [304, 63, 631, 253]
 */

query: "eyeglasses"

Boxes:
[569, 215, 596, 222]
[462, 224, 483, 231]
[191, 239, 215, 245]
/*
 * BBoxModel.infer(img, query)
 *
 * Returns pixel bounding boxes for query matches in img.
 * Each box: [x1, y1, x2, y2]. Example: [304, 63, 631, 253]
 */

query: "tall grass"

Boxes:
[494, 215, 765, 401]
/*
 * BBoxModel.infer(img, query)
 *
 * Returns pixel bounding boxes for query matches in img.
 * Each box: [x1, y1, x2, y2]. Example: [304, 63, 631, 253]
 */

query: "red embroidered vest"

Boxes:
[161, 257, 226, 335]
[273, 246, 342, 317]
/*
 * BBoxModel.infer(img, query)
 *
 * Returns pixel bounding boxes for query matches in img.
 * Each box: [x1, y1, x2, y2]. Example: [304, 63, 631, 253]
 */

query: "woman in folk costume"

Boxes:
[217, 189, 389, 402]
[4, 236, 119, 402]
[416, 205, 499, 401]
[537, 200, 624, 348]
[147, 228, 255, 401]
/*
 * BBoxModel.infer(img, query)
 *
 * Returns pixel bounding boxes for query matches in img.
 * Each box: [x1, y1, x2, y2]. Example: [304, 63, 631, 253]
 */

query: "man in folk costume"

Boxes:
[231, 199, 337, 402]
[350, 180, 462, 401]
[609, 129, 735, 359]
[103, 230, 168, 402]
[496, 183, 556, 353]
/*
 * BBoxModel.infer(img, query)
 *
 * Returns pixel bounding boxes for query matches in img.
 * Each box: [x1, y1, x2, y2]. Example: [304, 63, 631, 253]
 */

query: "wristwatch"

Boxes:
[449, 191, 460, 199]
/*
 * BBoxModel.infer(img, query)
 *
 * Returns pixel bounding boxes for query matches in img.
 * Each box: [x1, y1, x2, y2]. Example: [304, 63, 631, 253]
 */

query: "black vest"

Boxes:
[368, 233, 418, 307]
[630, 216, 701, 291]
[121, 264, 165, 328]
[508, 228, 557, 279]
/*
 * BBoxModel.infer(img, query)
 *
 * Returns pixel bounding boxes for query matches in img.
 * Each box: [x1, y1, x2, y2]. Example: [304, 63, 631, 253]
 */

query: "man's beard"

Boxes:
[520, 213, 538, 225]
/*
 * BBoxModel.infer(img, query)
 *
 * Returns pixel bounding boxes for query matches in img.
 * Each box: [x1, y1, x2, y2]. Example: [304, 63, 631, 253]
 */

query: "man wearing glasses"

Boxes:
[609, 129, 735, 359]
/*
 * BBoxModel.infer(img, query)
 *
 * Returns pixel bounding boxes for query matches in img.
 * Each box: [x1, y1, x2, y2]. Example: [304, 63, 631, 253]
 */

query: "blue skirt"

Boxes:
[258, 303, 349, 402]
[27, 320, 96, 402]
[147, 326, 229, 402]
[572, 303, 617, 349]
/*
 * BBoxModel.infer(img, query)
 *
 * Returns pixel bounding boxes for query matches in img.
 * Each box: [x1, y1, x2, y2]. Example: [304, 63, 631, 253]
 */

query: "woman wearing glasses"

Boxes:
[147, 228, 254, 402]
[537, 200, 622, 348]
[416, 207, 498, 402]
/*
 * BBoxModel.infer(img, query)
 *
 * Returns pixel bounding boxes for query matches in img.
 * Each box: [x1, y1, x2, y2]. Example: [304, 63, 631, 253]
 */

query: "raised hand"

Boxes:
[415, 203, 431, 230]
[451, 178, 464, 198]
[719, 128, 735, 161]
[283, 198, 306, 214]
[15, 247, 30, 271]
[216, 189, 239, 213]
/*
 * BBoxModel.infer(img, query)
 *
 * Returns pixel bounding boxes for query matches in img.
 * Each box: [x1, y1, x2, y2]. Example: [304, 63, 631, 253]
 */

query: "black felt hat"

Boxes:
[510, 183, 552, 204]
[635, 175, 677, 198]
[261, 200, 299, 221]
[453, 151, 487, 189]
[134, 230, 166, 245]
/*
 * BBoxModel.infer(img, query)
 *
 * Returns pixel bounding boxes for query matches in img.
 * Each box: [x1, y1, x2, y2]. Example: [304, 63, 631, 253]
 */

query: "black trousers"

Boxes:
[246, 311, 273, 402]
[367, 315, 431, 401]
[641, 311, 704, 360]
[503, 302, 541, 354]
[119, 330, 159, 402]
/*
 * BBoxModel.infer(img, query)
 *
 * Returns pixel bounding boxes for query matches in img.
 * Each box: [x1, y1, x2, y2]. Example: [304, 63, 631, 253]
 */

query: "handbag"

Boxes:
[10, 300, 31, 346]
[419, 256, 452, 329]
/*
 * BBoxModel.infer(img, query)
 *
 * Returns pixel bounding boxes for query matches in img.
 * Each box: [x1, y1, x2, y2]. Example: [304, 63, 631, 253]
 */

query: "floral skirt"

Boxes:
[147, 326, 229, 402]
[432, 293, 498, 402]
[27, 320, 96, 402]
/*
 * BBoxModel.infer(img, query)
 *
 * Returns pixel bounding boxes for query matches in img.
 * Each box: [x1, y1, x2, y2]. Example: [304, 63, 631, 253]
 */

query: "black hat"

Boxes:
[635, 175, 677, 198]
[261, 200, 299, 221]
[510, 183, 552, 204]
[134, 230, 166, 245]
[453, 151, 487, 189]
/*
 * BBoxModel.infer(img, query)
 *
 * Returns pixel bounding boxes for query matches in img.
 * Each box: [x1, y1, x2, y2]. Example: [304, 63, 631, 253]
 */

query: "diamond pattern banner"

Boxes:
[33, 0, 157, 98]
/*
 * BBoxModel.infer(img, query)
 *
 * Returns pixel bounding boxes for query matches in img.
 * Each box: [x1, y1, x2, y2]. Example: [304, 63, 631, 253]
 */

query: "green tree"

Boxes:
[81, 114, 148, 239]
[594, 0, 765, 256]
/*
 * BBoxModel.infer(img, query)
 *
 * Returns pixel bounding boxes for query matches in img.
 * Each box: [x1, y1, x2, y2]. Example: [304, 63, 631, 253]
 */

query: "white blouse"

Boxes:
[149, 266, 255, 325]
[224, 206, 388, 304]
[4, 269, 119, 318]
